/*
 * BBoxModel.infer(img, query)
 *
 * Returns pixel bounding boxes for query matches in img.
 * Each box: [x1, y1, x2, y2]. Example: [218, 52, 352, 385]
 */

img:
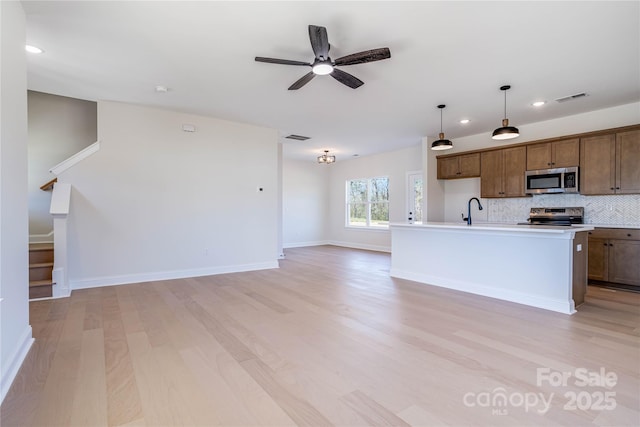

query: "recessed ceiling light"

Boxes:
[155, 85, 169, 93]
[459, 119, 470, 124]
[532, 101, 546, 107]
[25, 45, 43, 54]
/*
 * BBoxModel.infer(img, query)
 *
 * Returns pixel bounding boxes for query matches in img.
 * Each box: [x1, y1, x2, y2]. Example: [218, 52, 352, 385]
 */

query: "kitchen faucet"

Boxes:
[464, 197, 483, 225]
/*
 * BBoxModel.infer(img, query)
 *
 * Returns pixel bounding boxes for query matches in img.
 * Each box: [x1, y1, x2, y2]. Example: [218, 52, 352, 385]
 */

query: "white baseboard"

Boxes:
[328, 240, 391, 253]
[70, 261, 279, 290]
[390, 268, 575, 315]
[29, 231, 54, 244]
[283, 240, 330, 248]
[1, 325, 34, 404]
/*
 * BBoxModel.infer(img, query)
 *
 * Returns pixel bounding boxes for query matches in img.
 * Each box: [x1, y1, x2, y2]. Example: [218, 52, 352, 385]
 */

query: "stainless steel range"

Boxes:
[520, 207, 584, 226]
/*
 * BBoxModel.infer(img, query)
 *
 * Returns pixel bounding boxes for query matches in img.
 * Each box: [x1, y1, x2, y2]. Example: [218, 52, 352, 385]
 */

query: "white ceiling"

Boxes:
[23, 1, 640, 161]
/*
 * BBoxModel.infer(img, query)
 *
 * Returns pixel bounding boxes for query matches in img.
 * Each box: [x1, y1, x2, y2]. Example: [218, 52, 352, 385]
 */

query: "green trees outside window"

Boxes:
[347, 177, 389, 228]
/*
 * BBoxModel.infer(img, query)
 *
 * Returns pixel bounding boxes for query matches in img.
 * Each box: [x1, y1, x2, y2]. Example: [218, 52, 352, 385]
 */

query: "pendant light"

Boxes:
[431, 104, 453, 151]
[317, 150, 336, 164]
[492, 85, 520, 140]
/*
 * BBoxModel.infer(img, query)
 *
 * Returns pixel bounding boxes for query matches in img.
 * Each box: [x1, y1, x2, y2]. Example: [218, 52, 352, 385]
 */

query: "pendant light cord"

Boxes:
[504, 89, 507, 119]
[440, 108, 443, 133]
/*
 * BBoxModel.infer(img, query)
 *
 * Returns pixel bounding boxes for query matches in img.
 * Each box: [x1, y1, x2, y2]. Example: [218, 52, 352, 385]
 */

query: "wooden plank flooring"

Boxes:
[1, 245, 639, 426]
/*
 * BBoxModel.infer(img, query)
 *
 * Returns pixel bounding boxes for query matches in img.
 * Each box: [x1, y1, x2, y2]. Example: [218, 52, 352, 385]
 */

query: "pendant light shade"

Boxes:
[492, 85, 519, 140]
[431, 104, 453, 151]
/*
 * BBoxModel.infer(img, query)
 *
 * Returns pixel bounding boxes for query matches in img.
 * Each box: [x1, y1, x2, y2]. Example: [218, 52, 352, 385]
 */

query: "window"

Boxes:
[346, 177, 389, 228]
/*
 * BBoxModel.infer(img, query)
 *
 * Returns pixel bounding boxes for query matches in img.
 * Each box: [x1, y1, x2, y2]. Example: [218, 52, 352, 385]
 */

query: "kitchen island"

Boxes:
[390, 222, 594, 314]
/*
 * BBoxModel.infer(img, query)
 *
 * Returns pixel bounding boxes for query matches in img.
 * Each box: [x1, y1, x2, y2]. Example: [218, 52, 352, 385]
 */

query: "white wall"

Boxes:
[424, 102, 640, 223]
[0, 0, 33, 403]
[59, 101, 280, 289]
[282, 158, 329, 248]
[327, 145, 422, 252]
[28, 91, 96, 240]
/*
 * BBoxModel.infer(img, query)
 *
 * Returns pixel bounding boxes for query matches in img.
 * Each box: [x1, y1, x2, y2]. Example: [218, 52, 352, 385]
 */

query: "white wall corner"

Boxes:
[49, 140, 100, 176]
[0, 325, 34, 403]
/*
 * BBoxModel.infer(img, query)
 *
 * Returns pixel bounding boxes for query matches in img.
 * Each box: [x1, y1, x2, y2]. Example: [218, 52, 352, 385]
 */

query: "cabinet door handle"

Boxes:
[610, 187, 615, 190]
[628, 234, 632, 237]
[604, 243, 608, 246]
[609, 243, 614, 247]
[616, 187, 620, 190]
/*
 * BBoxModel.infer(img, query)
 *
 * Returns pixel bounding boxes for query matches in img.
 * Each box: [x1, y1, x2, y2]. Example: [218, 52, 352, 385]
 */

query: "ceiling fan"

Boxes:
[255, 25, 391, 90]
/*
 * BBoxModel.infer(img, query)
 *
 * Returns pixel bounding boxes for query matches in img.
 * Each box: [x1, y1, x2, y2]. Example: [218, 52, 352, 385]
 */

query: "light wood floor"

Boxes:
[2, 245, 639, 426]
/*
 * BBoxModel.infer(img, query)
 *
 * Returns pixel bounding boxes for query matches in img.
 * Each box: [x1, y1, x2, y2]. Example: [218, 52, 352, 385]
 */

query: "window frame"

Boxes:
[345, 176, 390, 229]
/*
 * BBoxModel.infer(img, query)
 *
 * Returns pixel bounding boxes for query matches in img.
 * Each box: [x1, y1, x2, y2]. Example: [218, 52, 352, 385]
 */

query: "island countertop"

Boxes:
[390, 222, 594, 235]
[390, 222, 592, 314]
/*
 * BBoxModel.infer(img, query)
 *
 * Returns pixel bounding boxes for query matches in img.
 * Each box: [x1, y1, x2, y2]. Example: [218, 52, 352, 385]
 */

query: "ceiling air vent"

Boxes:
[555, 92, 588, 103]
[285, 134, 310, 141]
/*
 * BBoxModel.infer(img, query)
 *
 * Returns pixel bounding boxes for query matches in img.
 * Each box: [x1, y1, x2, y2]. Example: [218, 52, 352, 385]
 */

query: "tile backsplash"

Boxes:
[487, 194, 640, 226]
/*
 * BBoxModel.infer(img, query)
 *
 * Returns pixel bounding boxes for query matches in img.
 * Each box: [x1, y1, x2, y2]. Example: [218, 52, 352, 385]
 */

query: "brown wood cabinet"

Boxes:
[588, 228, 640, 286]
[526, 138, 579, 170]
[580, 129, 640, 195]
[480, 146, 527, 198]
[437, 153, 480, 179]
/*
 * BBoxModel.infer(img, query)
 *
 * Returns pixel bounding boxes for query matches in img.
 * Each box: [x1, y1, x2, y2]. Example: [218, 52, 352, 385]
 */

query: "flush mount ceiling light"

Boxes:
[532, 100, 546, 107]
[317, 150, 336, 164]
[25, 45, 43, 54]
[460, 119, 470, 124]
[431, 104, 453, 151]
[492, 85, 520, 140]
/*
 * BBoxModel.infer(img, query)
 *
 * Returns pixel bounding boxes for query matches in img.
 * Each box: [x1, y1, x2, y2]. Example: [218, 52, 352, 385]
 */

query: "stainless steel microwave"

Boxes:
[525, 167, 579, 194]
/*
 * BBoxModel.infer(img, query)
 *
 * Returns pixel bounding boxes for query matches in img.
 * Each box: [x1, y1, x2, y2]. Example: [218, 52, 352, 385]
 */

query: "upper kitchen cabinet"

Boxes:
[437, 153, 480, 179]
[480, 146, 527, 198]
[580, 129, 640, 195]
[526, 138, 579, 170]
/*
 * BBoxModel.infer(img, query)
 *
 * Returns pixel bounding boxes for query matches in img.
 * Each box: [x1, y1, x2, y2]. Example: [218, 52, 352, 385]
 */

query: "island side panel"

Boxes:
[390, 225, 577, 314]
[572, 231, 589, 307]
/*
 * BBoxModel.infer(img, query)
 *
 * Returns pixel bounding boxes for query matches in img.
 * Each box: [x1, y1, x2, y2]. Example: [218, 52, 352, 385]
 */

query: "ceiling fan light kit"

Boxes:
[431, 104, 453, 151]
[492, 85, 520, 140]
[255, 25, 391, 90]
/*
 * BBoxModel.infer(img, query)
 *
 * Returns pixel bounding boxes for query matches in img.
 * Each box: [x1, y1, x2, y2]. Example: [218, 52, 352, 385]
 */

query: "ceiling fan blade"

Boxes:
[330, 69, 364, 89]
[334, 48, 391, 66]
[308, 25, 330, 59]
[288, 72, 316, 90]
[255, 57, 310, 66]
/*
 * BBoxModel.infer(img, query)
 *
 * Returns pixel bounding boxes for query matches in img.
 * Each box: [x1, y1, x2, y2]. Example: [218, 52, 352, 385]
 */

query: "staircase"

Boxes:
[29, 243, 54, 299]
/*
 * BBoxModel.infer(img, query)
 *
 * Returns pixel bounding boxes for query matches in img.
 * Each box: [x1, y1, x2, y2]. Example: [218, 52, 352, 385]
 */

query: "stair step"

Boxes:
[30, 262, 54, 268]
[29, 244, 54, 299]
[29, 279, 54, 287]
[29, 243, 54, 264]
[29, 262, 53, 281]
[29, 283, 53, 299]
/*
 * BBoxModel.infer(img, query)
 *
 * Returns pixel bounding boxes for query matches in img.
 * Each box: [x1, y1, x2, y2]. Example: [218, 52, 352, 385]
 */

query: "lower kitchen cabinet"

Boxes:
[587, 228, 640, 287]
